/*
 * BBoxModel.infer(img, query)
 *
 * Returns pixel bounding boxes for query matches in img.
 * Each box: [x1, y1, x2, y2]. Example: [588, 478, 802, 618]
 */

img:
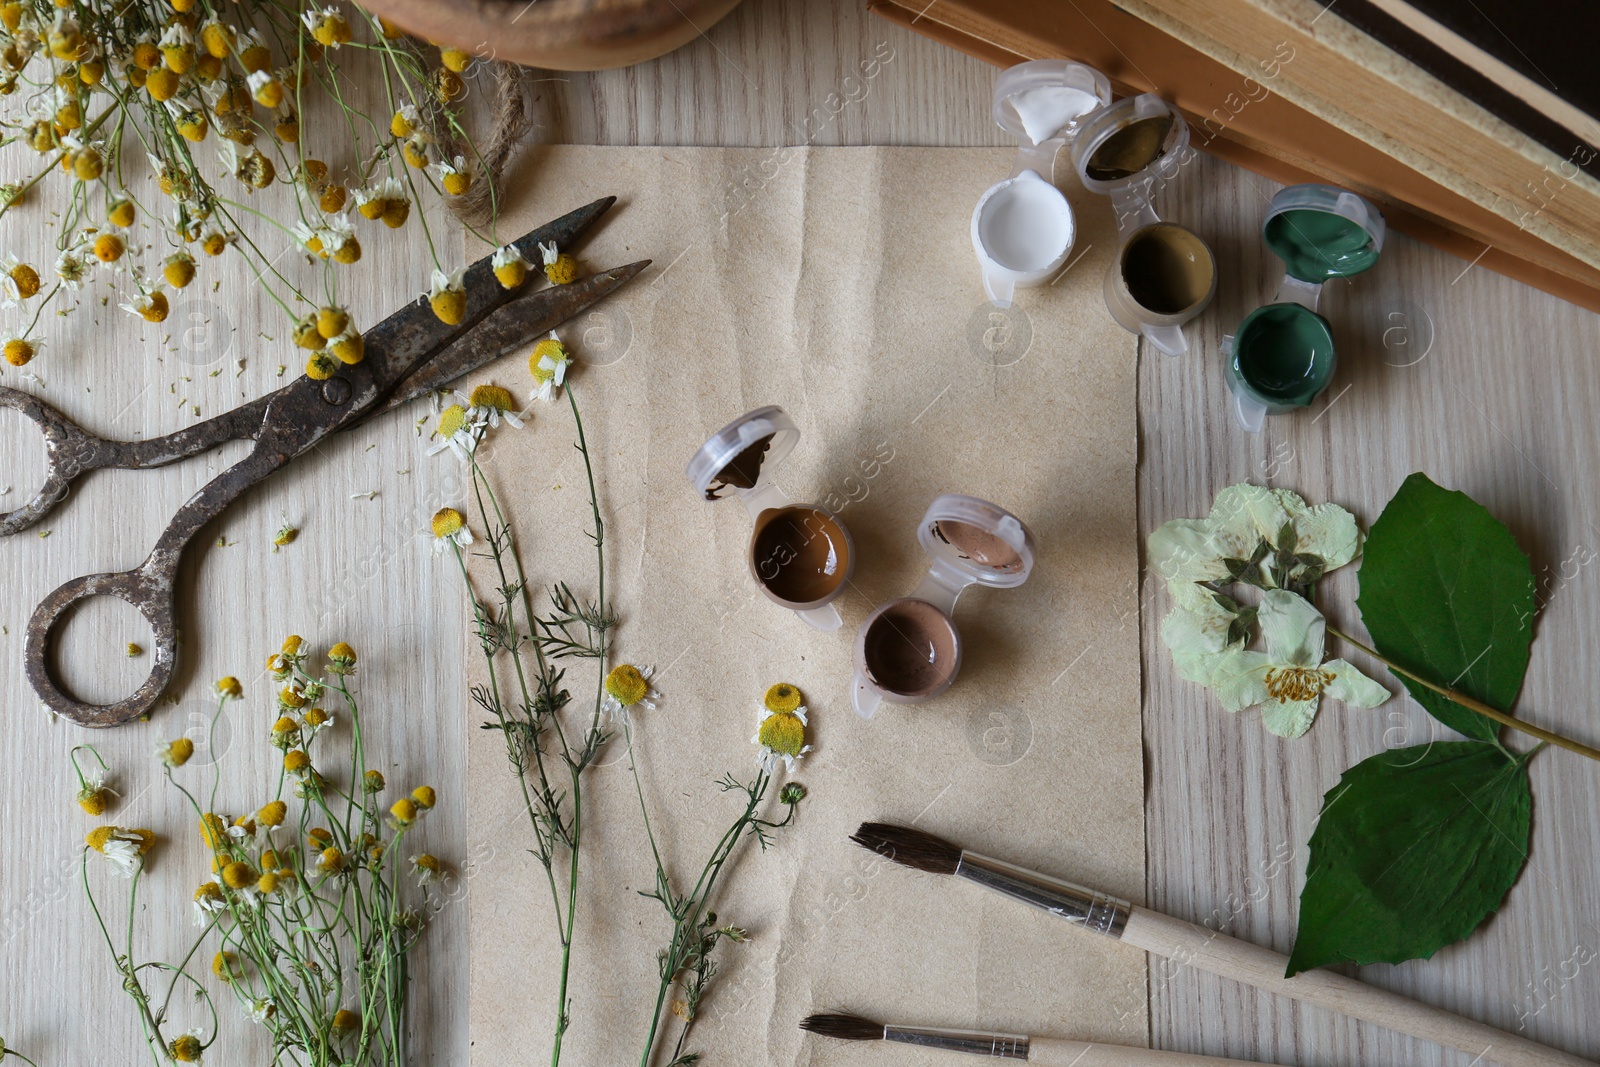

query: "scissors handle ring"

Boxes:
[0, 386, 109, 536]
[23, 565, 177, 728]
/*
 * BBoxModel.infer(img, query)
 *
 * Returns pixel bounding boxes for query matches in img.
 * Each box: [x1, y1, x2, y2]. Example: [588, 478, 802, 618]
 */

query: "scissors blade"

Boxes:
[361, 196, 620, 388]
[363, 259, 650, 419]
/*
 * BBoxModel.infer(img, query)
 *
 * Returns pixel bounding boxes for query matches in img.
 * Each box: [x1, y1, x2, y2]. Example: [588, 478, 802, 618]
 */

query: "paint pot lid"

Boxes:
[917, 494, 1036, 590]
[686, 406, 800, 501]
[993, 60, 1113, 146]
[1070, 94, 1190, 194]
[1262, 183, 1386, 283]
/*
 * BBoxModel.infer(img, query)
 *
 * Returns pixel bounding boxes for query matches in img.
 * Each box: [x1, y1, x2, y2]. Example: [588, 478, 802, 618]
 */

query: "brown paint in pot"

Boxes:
[1120, 223, 1215, 315]
[749, 505, 853, 608]
[861, 598, 961, 701]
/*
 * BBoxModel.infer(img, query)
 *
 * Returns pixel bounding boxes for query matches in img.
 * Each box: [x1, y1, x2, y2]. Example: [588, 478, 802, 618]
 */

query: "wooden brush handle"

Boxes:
[1121, 907, 1595, 1067]
[1028, 1039, 1274, 1066]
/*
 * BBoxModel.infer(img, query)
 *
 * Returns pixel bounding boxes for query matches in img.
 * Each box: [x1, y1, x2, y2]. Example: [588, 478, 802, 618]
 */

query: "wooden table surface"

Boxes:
[4, 0, 1598, 1064]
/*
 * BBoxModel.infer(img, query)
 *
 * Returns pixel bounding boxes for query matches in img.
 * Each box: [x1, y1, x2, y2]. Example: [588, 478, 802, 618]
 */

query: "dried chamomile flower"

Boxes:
[161, 252, 196, 290]
[1, 254, 39, 306]
[492, 244, 530, 289]
[426, 267, 465, 325]
[304, 6, 353, 47]
[430, 507, 472, 553]
[3, 335, 39, 366]
[401, 132, 432, 169]
[410, 853, 442, 885]
[753, 687, 810, 773]
[107, 198, 135, 227]
[86, 825, 155, 875]
[72, 745, 113, 815]
[388, 797, 418, 828]
[120, 286, 170, 324]
[331, 1008, 360, 1034]
[539, 240, 578, 285]
[92, 231, 124, 262]
[601, 664, 659, 721]
[780, 782, 807, 804]
[390, 103, 420, 138]
[467, 383, 524, 429]
[215, 676, 243, 700]
[192, 881, 226, 925]
[327, 641, 357, 674]
[426, 402, 481, 460]
[330, 328, 365, 364]
[364, 769, 386, 794]
[55, 247, 90, 289]
[167, 1029, 203, 1063]
[212, 950, 244, 982]
[428, 154, 471, 195]
[155, 737, 195, 767]
[528, 332, 571, 403]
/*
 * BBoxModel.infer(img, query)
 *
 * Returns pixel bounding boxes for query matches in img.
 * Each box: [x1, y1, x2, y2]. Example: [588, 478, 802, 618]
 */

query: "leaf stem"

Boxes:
[1327, 625, 1600, 762]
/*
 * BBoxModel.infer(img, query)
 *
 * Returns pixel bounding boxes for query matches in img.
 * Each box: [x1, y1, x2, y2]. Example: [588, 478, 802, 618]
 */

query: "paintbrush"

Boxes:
[851, 822, 1596, 1067]
[800, 1012, 1275, 1066]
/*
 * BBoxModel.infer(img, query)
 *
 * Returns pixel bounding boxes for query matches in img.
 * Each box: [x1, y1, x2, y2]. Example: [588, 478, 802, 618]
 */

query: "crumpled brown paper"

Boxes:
[463, 145, 1145, 1065]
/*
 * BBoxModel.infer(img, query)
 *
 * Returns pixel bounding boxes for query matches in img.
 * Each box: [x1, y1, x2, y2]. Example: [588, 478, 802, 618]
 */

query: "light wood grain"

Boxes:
[4, 0, 1598, 1064]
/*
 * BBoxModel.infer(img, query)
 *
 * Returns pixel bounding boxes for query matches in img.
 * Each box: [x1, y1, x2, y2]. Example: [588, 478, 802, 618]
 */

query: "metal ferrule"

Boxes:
[883, 1024, 1029, 1059]
[955, 851, 1131, 938]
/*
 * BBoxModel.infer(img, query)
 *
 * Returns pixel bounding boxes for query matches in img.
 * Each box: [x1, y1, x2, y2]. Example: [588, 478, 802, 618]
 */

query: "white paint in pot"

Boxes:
[1010, 85, 1101, 145]
[970, 169, 1075, 307]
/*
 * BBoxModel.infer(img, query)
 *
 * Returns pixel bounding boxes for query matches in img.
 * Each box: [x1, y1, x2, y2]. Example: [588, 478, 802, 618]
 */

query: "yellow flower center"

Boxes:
[469, 384, 515, 412]
[529, 338, 568, 384]
[604, 665, 648, 707]
[757, 711, 806, 757]
[763, 683, 802, 714]
[431, 507, 465, 539]
[1264, 666, 1335, 703]
[437, 404, 467, 438]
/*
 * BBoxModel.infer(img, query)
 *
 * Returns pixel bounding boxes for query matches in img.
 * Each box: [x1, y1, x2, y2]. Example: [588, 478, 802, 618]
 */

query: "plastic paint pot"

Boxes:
[687, 406, 855, 631]
[852, 494, 1036, 718]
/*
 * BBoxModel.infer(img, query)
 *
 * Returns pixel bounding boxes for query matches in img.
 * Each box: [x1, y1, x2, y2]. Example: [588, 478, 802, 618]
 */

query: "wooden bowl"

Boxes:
[365, 0, 746, 71]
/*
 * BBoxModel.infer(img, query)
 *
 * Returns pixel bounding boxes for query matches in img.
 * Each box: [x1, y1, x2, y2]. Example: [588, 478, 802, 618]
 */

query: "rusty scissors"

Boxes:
[0, 197, 647, 728]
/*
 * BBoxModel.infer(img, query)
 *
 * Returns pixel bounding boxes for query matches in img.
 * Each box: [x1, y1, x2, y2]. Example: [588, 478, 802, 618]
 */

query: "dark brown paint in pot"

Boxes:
[859, 598, 961, 702]
[748, 506, 853, 609]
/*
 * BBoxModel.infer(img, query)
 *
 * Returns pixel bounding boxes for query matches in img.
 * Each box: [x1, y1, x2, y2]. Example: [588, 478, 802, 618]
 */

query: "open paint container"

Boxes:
[1072, 95, 1214, 357]
[688, 406, 855, 631]
[851, 494, 1036, 719]
[972, 60, 1111, 307]
[1223, 183, 1385, 432]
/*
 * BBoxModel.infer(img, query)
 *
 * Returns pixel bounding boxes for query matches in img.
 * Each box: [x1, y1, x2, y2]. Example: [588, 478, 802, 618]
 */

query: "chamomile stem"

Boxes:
[1327, 625, 1600, 762]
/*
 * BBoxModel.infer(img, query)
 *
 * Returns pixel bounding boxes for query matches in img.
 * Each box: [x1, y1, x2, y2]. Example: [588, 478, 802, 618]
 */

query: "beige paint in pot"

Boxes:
[852, 495, 1037, 718]
[1102, 222, 1216, 356]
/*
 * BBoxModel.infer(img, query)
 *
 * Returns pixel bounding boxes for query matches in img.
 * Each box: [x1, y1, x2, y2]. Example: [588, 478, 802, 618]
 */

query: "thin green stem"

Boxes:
[1327, 625, 1600, 762]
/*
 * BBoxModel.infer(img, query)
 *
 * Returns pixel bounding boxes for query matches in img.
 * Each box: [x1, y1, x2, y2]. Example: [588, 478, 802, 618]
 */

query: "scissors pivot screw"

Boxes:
[321, 377, 353, 406]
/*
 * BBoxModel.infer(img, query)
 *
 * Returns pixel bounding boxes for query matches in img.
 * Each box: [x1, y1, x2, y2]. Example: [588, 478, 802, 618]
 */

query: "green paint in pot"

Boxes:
[1263, 208, 1380, 283]
[1230, 303, 1336, 408]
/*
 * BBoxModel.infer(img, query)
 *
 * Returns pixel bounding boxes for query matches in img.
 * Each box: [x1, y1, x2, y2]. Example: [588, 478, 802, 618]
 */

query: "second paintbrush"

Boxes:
[801, 1012, 1279, 1066]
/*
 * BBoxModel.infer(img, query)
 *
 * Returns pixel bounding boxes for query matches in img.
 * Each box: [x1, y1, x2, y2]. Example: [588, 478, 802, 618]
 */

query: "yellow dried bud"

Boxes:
[163, 253, 195, 289]
[316, 306, 348, 339]
[107, 199, 136, 228]
[92, 233, 124, 263]
[221, 860, 256, 889]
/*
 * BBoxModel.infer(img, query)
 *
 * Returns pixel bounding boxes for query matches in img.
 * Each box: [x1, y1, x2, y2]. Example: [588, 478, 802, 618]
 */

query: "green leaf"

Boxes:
[1356, 472, 1535, 742]
[1286, 741, 1531, 976]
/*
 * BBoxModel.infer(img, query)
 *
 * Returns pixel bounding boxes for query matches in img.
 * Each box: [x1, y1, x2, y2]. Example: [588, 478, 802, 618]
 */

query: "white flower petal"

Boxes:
[1206, 649, 1273, 712]
[1322, 658, 1390, 708]
[1208, 483, 1288, 556]
[1290, 502, 1363, 571]
[1148, 518, 1228, 587]
[1259, 696, 1320, 738]
[1160, 600, 1236, 659]
[1256, 589, 1325, 667]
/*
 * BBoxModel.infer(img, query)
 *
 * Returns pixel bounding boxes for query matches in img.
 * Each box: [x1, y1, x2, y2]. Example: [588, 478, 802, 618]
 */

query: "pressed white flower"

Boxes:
[1159, 593, 1245, 686]
[1205, 589, 1389, 738]
[1149, 483, 1362, 609]
[752, 703, 810, 774]
[601, 664, 658, 721]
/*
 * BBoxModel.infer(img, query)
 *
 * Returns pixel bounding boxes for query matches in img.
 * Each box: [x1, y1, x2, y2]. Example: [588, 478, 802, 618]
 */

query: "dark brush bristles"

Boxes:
[799, 1013, 886, 1041]
[850, 822, 963, 875]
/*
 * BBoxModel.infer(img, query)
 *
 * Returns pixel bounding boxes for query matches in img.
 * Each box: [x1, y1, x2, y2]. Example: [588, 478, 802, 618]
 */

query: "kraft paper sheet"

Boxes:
[463, 145, 1144, 1066]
